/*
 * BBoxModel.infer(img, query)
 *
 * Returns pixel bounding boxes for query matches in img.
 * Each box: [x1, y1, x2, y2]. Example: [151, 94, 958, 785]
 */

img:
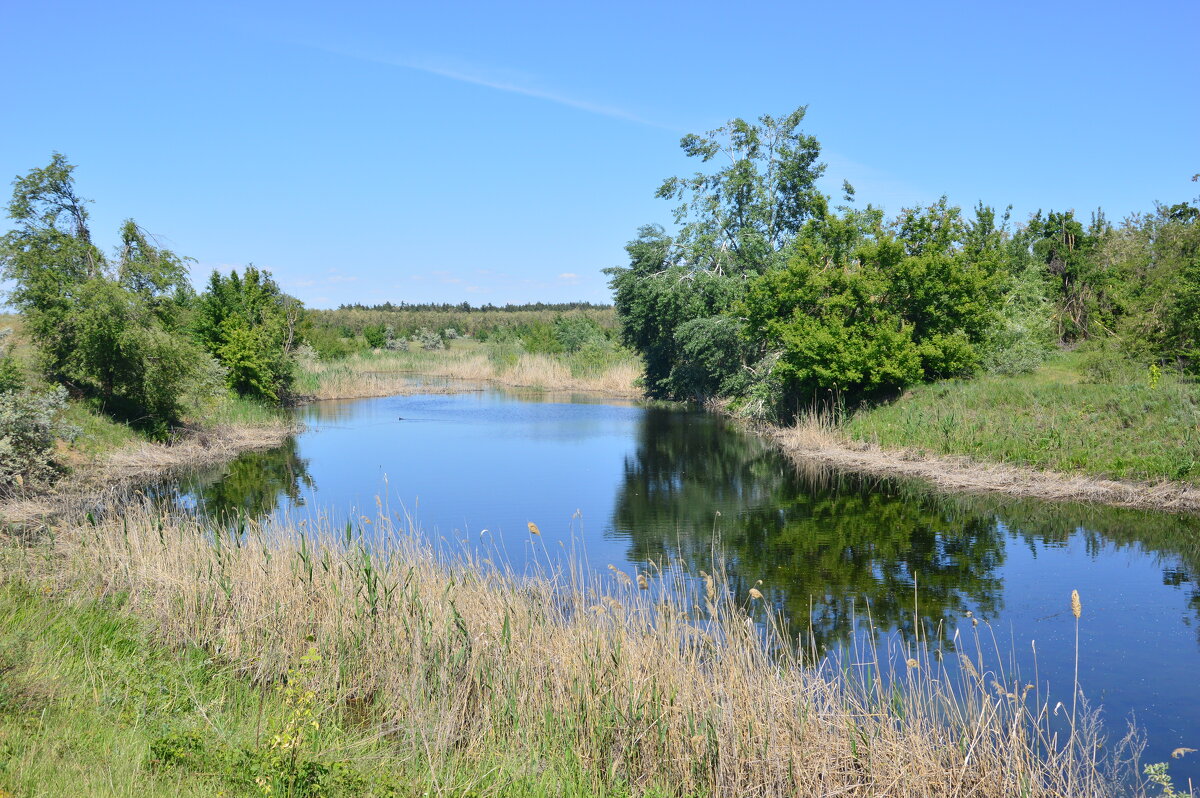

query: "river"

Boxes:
[169, 385, 1200, 781]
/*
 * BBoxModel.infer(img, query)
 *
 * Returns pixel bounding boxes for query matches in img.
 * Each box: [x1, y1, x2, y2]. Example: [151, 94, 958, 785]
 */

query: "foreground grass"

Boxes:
[296, 338, 643, 400]
[0, 579, 636, 798]
[1, 502, 1154, 797]
[845, 352, 1200, 486]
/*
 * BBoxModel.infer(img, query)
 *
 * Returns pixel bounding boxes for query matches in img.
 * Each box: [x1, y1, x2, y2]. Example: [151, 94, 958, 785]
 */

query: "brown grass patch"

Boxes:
[303, 347, 643, 401]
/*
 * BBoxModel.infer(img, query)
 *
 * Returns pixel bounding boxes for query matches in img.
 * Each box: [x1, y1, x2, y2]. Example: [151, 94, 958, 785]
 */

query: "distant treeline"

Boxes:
[338, 301, 611, 313]
[607, 107, 1199, 417]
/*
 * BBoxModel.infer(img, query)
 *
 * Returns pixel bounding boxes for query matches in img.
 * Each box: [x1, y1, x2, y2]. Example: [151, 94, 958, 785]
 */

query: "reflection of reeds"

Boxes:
[25, 501, 1131, 797]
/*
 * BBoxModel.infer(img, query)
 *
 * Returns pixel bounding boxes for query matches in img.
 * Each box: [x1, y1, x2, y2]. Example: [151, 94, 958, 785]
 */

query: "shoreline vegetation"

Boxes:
[1, 502, 1151, 797]
[295, 338, 642, 401]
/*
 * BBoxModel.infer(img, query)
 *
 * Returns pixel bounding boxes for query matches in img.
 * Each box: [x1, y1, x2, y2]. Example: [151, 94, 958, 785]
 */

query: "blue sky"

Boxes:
[1, 0, 1196, 308]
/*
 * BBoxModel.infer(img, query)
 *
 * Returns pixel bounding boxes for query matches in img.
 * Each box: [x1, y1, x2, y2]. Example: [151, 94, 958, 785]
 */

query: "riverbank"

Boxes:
[295, 339, 643, 401]
[764, 416, 1200, 515]
[0, 502, 1139, 797]
[1, 410, 296, 527]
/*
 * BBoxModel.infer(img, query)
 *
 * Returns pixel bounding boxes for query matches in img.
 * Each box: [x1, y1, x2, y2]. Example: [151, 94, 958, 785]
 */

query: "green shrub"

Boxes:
[414, 327, 444, 350]
[0, 386, 75, 492]
[362, 324, 387, 349]
[194, 267, 302, 403]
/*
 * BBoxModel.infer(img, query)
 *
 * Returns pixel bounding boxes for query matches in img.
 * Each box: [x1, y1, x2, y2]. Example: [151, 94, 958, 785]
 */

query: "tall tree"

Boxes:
[610, 108, 828, 399]
[2, 155, 217, 433]
[655, 106, 827, 274]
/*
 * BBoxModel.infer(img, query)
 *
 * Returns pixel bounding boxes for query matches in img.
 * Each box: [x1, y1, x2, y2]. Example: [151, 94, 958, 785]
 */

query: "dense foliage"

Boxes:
[1, 154, 304, 459]
[194, 267, 302, 403]
[610, 109, 1200, 416]
[0, 155, 225, 436]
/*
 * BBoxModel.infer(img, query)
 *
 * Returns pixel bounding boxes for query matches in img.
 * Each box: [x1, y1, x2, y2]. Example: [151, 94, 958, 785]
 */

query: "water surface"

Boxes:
[172, 387, 1200, 779]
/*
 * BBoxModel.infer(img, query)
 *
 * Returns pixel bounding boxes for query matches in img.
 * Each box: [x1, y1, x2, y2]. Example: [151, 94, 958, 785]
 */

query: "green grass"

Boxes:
[200, 395, 290, 428]
[0, 580, 659, 798]
[845, 351, 1200, 484]
[58, 401, 144, 457]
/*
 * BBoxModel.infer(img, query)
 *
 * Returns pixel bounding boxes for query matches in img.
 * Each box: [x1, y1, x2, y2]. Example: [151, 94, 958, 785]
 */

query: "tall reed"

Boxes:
[14, 502, 1137, 797]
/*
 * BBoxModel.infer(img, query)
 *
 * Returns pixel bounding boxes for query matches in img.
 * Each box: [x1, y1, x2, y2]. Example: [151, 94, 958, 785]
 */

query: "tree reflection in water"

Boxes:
[175, 437, 315, 523]
[611, 407, 1200, 651]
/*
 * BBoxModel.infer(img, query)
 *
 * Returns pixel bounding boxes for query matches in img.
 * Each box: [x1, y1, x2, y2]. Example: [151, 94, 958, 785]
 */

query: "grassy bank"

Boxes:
[844, 350, 1200, 484]
[296, 338, 642, 400]
[843, 352, 1200, 487]
[0, 502, 1154, 797]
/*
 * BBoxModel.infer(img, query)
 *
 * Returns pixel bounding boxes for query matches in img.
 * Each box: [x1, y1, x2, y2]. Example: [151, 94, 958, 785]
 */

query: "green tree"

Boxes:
[610, 108, 828, 400]
[195, 267, 302, 403]
[362, 323, 387, 349]
[1, 153, 105, 381]
[1107, 199, 1200, 371]
[0, 328, 22, 394]
[743, 201, 1001, 406]
[656, 106, 827, 274]
[1026, 209, 1118, 341]
[2, 155, 218, 434]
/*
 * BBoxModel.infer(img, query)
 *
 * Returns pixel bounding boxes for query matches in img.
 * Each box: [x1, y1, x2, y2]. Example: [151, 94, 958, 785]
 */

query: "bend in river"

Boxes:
[164, 386, 1200, 780]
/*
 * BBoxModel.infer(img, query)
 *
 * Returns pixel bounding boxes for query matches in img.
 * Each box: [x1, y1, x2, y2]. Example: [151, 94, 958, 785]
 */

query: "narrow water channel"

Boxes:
[169, 386, 1200, 780]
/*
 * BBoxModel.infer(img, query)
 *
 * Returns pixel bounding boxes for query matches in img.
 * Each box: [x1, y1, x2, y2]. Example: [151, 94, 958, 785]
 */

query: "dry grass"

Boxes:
[12, 501, 1142, 797]
[300, 344, 643, 401]
[766, 417, 1200, 515]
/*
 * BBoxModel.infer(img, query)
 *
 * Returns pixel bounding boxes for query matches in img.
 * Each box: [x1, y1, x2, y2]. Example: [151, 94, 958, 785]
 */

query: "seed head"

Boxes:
[1070, 589, 1081, 620]
[527, 522, 541, 536]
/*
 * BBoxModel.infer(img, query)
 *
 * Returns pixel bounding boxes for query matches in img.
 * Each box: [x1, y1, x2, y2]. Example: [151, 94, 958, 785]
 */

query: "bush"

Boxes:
[553, 316, 604, 354]
[362, 324, 387, 349]
[414, 327, 444, 350]
[670, 316, 750, 399]
[0, 386, 75, 493]
[302, 322, 355, 361]
[194, 267, 302, 403]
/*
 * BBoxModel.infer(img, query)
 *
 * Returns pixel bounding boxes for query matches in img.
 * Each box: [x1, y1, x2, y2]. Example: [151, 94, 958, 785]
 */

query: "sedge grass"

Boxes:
[2, 500, 1152, 797]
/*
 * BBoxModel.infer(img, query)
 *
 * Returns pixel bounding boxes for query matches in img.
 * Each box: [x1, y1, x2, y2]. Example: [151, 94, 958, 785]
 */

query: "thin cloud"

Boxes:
[304, 41, 669, 129]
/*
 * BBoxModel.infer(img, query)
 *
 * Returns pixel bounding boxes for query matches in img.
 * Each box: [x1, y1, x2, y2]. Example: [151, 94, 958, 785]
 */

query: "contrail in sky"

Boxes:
[303, 41, 672, 130]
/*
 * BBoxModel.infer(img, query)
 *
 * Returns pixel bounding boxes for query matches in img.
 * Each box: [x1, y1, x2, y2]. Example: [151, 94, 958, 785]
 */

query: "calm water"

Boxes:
[171, 386, 1200, 779]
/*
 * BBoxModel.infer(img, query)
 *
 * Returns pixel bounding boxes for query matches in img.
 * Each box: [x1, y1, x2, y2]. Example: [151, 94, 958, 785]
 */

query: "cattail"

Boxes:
[1071, 589, 1081, 619]
[748, 587, 764, 600]
[527, 522, 541, 536]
